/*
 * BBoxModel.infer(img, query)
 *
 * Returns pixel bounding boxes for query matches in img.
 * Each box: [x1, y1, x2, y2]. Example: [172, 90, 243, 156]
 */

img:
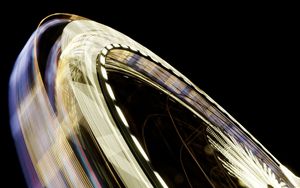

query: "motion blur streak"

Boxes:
[9, 13, 300, 188]
[10, 15, 97, 188]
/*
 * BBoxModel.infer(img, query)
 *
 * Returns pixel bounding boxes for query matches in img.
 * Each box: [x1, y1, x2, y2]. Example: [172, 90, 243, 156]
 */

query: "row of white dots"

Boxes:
[100, 44, 169, 187]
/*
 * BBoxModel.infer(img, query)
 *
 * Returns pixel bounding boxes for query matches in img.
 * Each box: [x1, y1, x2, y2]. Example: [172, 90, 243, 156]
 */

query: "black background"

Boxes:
[1, 1, 298, 187]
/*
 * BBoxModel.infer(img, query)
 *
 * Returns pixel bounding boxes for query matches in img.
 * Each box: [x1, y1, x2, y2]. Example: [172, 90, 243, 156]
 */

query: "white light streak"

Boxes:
[207, 126, 287, 188]
[115, 106, 129, 127]
[139, 50, 148, 57]
[102, 48, 108, 55]
[99, 55, 105, 65]
[100, 66, 108, 80]
[131, 135, 150, 162]
[154, 171, 168, 188]
[120, 44, 128, 49]
[105, 83, 115, 101]
[112, 43, 120, 48]
[106, 44, 113, 50]
[129, 46, 137, 52]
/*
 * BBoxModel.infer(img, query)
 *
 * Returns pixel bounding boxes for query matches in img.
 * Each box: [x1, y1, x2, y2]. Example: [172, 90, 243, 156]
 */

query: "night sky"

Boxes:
[1, 2, 298, 187]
